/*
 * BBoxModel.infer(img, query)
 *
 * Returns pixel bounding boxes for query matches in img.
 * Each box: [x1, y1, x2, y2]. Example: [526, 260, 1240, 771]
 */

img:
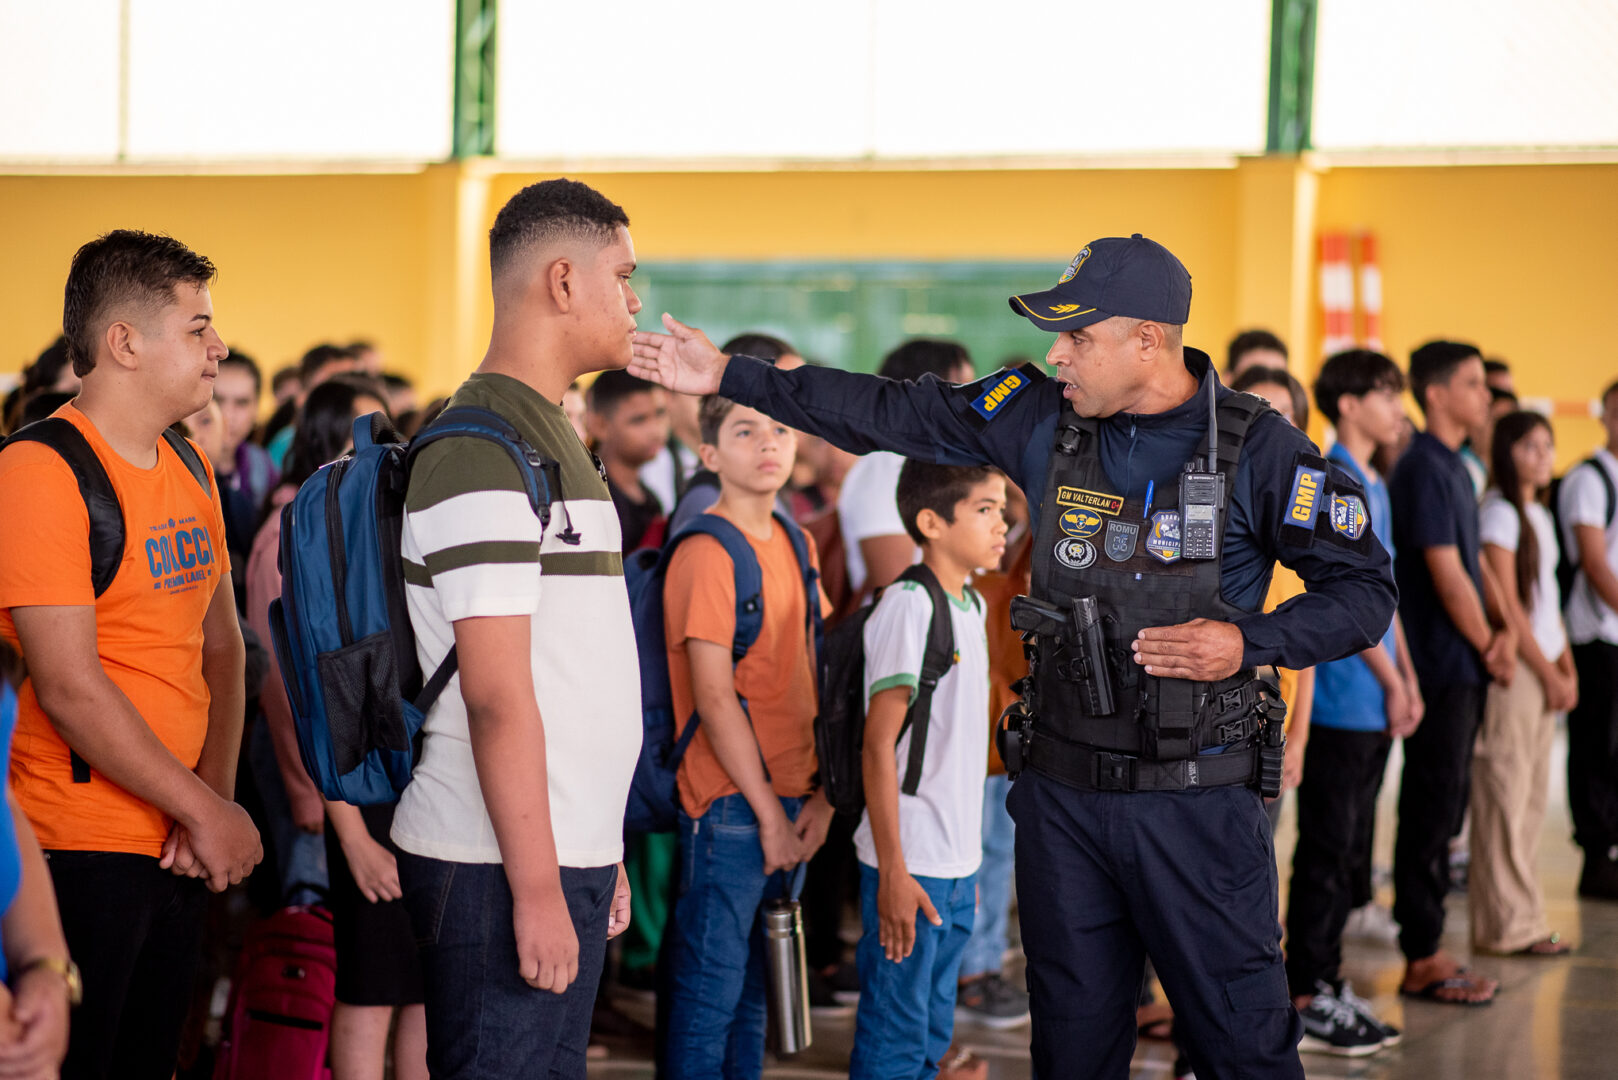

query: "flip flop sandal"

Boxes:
[1399, 968, 1495, 1006]
[1514, 933, 1570, 956]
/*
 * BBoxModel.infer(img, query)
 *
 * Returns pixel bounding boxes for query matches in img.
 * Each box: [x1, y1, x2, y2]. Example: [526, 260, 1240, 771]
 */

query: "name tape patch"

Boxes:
[970, 370, 1032, 419]
[1286, 464, 1327, 529]
[1056, 486, 1125, 516]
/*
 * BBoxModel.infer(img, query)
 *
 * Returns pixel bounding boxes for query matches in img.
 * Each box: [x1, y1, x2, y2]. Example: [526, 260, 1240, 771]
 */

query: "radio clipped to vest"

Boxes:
[1179, 376, 1225, 560]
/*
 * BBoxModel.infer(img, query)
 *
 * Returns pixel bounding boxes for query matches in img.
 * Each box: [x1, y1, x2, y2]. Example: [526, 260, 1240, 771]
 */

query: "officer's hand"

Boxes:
[629, 314, 728, 396]
[1132, 619, 1245, 681]
[877, 868, 941, 963]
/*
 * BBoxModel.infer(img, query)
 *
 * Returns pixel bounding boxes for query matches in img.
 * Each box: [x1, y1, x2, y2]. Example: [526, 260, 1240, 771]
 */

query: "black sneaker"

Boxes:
[1336, 980, 1402, 1048]
[1297, 983, 1384, 1057]
[955, 973, 1031, 1030]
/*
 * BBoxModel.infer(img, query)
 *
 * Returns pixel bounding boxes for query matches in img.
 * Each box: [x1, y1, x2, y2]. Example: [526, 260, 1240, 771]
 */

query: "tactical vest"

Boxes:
[1011, 391, 1285, 794]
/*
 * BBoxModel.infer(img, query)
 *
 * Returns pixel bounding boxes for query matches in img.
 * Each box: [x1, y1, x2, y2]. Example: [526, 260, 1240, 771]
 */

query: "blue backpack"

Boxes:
[268, 406, 563, 805]
[623, 510, 822, 835]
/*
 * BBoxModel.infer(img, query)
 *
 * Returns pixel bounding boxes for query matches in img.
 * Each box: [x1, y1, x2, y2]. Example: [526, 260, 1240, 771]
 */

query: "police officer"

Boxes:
[630, 235, 1396, 1080]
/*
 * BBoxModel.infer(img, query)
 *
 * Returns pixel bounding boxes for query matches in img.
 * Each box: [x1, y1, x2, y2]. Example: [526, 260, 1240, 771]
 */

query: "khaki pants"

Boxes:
[1469, 658, 1556, 952]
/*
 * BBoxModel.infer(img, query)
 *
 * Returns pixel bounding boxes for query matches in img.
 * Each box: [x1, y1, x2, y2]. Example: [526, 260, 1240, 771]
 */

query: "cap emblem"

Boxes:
[1049, 304, 1081, 314]
[1058, 247, 1091, 284]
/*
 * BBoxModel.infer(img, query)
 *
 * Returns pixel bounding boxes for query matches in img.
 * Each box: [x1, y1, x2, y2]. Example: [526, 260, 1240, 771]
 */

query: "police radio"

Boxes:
[1179, 376, 1224, 560]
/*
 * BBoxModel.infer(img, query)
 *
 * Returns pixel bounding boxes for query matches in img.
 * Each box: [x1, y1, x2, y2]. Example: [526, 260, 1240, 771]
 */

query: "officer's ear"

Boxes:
[1136, 320, 1167, 362]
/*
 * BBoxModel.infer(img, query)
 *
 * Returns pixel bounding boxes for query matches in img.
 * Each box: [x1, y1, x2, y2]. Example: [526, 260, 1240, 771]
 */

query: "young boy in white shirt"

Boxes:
[851, 461, 1008, 1080]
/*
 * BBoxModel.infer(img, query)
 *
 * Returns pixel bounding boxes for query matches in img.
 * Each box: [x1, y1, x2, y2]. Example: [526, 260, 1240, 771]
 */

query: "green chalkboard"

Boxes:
[630, 261, 1062, 378]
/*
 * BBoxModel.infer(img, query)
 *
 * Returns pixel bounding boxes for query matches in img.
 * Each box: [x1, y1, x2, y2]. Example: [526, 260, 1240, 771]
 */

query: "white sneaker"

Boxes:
[1336, 980, 1402, 1047]
[1343, 902, 1400, 945]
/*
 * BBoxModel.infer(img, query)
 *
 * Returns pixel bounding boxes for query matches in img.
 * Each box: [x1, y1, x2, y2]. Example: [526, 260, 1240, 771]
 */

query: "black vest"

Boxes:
[1015, 392, 1285, 793]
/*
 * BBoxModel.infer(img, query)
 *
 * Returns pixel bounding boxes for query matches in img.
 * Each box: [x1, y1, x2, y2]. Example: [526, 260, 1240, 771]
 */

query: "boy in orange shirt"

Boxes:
[661, 394, 836, 1079]
[0, 231, 262, 1080]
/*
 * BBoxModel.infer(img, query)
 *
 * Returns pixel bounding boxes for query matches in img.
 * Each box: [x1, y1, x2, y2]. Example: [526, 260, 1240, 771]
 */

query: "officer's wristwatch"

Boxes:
[13, 956, 82, 1006]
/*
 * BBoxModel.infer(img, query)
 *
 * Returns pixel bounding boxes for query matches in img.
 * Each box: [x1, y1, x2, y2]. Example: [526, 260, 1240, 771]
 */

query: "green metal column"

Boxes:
[1266, 0, 1318, 154]
[452, 0, 497, 158]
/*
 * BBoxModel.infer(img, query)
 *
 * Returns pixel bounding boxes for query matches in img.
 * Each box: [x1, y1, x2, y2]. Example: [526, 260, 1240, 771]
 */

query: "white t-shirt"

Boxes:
[640, 441, 701, 517]
[1479, 492, 1567, 661]
[853, 578, 989, 880]
[392, 373, 642, 868]
[837, 451, 916, 594]
[1559, 449, 1618, 646]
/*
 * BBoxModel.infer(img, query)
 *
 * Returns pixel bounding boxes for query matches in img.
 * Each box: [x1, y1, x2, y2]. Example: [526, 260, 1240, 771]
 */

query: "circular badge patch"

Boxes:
[1060, 507, 1105, 539]
[1055, 538, 1097, 570]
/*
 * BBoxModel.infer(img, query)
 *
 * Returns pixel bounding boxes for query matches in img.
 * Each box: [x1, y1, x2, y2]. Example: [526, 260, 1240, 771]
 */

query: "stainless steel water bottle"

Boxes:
[762, 897, 812, 1053]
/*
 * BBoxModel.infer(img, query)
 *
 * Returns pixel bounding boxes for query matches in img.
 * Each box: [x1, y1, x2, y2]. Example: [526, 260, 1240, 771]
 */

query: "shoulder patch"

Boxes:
[1329, 493, 1368, 540]
[1278, 452, 1329, 549]
[960, 364, 1044, 422]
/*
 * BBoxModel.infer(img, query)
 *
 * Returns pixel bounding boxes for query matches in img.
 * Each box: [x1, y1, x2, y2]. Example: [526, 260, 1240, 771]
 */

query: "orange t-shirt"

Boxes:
[664, 511, 825, 818]
[0, 404, 229, 855]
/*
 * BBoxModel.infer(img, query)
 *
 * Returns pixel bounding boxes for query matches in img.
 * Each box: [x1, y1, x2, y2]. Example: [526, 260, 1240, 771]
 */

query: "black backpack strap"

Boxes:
[1, 418, 124, 598]
[893, 563, 956, 796]
[1586, 455, 1618, 528]
[161, 428, 212, 494]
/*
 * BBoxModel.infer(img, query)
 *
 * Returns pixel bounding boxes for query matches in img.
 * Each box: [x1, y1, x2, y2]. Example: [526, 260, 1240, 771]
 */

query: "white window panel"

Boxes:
[1314, 0, 1618, 149]
[123, 0, 455, 161]
[869, 0, 1271, 156]
[0, 0, 122, 161]
[498, 0, 871, 159]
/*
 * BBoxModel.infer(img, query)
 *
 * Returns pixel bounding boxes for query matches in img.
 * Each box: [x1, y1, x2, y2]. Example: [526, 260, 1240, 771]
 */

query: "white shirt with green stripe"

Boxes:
[853, 578, 990, 880]
[391, 372, 642, 868]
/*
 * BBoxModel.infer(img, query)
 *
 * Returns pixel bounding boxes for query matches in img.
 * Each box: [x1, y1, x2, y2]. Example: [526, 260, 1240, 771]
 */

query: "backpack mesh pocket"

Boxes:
[316, 631, 411, 775]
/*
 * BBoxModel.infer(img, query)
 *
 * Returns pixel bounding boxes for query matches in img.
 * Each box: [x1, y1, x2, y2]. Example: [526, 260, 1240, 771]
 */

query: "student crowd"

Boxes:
[0, 180, 1615, 1080]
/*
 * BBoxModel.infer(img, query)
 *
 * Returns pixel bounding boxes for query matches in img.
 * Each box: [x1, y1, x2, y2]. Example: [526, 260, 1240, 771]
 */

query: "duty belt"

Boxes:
[1024, 728, 1260, 793]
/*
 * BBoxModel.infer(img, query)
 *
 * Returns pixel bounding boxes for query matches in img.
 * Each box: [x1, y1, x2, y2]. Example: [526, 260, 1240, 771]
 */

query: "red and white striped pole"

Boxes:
[1320, 231, 1356, 358]
[1358, 231, 1383, 351]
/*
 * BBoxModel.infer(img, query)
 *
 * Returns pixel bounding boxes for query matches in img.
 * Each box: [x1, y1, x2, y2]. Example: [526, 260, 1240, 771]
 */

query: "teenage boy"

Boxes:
[587, 368, 671, 551]
[662, 393, 837, 1080]
[392, 179, 638, 1079]
[1389, 340, 1515, 1006]
[212, 351, 279, 522]
[1561, 380, 1618, 899]
[1286, 350, 1423, 1053]
[0, 230, 261, 1079]
[851, 460, 1006, 1080]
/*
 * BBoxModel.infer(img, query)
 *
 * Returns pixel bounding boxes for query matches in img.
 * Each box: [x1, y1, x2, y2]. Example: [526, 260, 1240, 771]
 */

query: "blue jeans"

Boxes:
[850, 862, 976, 1080]
[247, 717, 327, 904]
[960, 773, 1015, 978]
[398, 852, 616, 1080]
[665, 793, 804, 1080]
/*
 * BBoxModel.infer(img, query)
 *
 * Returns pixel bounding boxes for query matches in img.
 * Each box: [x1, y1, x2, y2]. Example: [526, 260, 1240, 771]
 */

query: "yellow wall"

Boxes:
[3, 159, 1615, 460]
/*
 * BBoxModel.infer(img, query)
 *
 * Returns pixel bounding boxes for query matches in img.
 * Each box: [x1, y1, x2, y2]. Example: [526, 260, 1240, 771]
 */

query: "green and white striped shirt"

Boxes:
[391, 372, 642, 867]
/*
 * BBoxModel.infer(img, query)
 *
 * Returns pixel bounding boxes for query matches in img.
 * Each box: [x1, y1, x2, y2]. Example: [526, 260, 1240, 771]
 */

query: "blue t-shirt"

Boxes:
[1312, 444, 1399, 731]
[0, 680, 21, 980]
[1389, 431, 1488, 687]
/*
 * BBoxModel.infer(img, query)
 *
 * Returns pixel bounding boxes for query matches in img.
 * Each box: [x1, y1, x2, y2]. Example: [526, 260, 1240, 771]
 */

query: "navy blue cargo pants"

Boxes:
[1008, 769, 1303, 1079]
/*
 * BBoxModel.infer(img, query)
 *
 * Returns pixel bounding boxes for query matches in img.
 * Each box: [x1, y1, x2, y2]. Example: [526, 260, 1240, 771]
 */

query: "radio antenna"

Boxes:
[1205, 374, 1218, 471]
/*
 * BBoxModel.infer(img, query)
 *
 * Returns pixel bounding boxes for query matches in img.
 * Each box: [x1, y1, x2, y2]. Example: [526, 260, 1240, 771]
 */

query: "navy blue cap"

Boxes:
[1008, 234, 1192, 332]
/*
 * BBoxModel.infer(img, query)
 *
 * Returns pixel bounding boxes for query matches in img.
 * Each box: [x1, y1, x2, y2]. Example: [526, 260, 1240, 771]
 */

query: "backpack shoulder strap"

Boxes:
[160, 428, 211, 493]
[2, 418, 124, 599]
[407, 405, 559, 529]
[666, 515, 766, 659]
[1585, 455, 1617, 528]
[892, 562, 957, 795]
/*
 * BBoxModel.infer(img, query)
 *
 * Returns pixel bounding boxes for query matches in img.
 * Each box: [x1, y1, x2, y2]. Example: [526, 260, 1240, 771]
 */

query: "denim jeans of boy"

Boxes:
[665, 792, 805, 1080]
[850, 862, 977, 1080]
[398, 852, 616, 1080]
[960, 773, 1014, 978]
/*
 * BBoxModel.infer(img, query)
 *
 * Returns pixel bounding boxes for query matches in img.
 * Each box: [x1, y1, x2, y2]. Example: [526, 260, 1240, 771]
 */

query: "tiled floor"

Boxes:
[590, 730, 1618, 1078]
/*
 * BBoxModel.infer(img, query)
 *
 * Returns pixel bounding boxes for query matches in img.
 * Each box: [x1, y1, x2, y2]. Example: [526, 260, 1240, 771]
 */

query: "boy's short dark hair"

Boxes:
[721, 332, 796, 362]
[381, 372, 414, 393]
[1483, 358, 1511, 378]
[488, 178, 629, 279]
[299, 343, 357, 385]
[62, 230, 217, 377]
[587, 369, 657, 420]
[219, 351, 261, 394]
[21, 337, 72, 395]
[878, 339, 972, 383]
[1491, 387, 1519, 410]
[1226, 329, 1288, 373]
[895, 460, 1000, 545]
[698, 394, 739, 445]
[271, 364, 301, 395]
[1312, 348, 1406, 426]
[1408, 340, 1481, 415]
[1603, 380, 1618, 408]
[1231, 365, 1310, 430]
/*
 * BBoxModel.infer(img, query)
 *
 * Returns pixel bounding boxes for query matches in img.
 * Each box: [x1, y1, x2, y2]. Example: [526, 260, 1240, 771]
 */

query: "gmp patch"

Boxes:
[1055, 538, 1097, 570]
[1330, 493, 1368, 540]
[1060, 507, 1105, 539]
[970, 369, 1033, 419]
[1286, 463, 1326, 530]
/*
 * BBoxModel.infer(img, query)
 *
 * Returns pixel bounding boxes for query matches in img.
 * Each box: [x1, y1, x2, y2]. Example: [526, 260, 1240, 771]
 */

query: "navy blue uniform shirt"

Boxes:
[719, 348, 1397, 671]
[1388, 430, 1488, 686]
